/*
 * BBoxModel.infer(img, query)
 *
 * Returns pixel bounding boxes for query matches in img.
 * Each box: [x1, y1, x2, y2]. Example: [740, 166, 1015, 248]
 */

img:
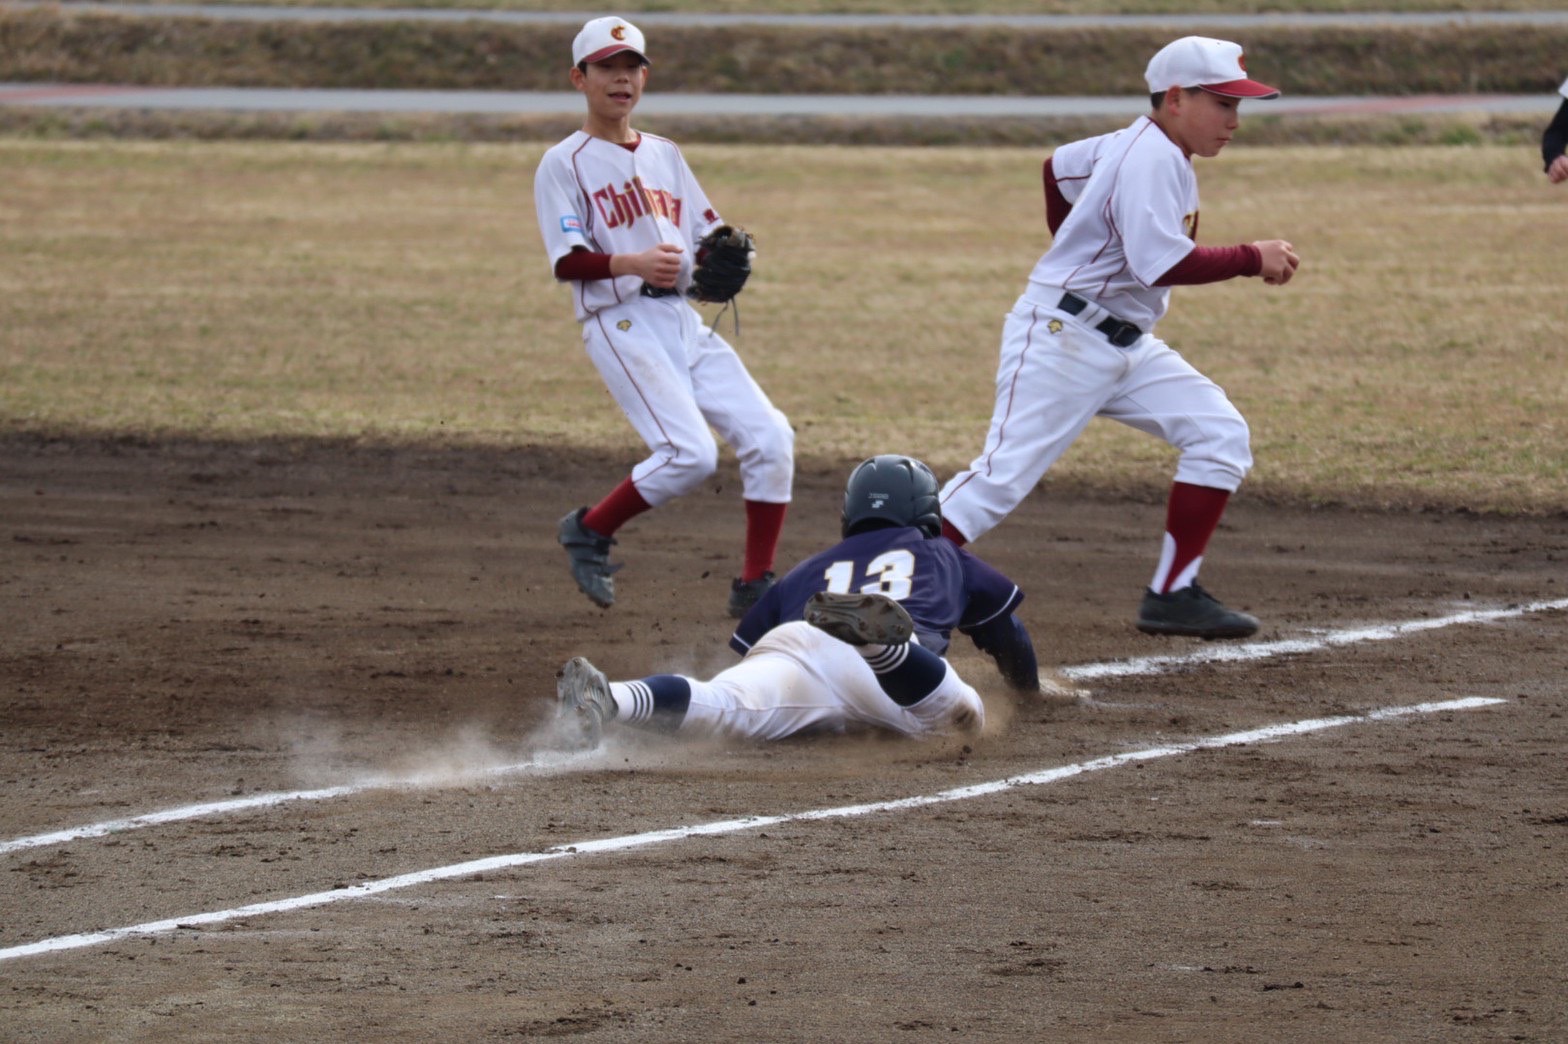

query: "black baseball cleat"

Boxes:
[727, 572, 776, 619]
[1136, 584, 1259, 640]
[557, 508, 621, 609]
[805, 591, 915, 647]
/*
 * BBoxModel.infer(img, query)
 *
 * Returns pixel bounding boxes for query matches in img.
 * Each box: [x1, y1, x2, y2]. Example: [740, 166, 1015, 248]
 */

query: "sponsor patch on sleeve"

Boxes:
[560, 214, 583, 234]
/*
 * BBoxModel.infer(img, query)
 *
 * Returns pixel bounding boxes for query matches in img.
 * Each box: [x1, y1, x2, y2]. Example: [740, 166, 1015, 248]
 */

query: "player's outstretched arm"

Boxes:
[1254, 239, 1300, 286]
[964, 614, 1040, 694]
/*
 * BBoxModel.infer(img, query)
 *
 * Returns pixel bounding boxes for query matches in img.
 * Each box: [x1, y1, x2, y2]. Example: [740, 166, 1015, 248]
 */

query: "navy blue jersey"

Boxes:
[730, 527, 1023, 657]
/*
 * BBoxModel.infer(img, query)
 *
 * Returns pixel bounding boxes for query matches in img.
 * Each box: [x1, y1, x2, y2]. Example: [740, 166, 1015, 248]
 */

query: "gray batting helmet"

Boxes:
[841, 455, 942, 538]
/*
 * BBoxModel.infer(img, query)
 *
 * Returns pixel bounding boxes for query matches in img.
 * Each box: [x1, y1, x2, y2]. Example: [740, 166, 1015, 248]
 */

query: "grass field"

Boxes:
[2, 138, 1564, 514]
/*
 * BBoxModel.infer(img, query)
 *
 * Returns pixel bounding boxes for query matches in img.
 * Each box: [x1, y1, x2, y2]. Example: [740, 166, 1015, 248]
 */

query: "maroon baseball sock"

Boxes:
[582, 477, 651, 537]
[741, 500, 787, 581]
[940, 519, 968, 546]
[1155, 481, 1230, 593]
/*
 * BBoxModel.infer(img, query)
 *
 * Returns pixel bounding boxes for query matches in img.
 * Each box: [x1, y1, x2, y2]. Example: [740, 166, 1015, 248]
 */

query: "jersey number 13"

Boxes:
[822, 550, 916, 600]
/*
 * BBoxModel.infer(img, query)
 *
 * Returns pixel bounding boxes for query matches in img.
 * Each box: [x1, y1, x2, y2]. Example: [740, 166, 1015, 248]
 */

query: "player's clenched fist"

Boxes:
[1254, 239, 1300, 286]
[612, 242, 685, 289]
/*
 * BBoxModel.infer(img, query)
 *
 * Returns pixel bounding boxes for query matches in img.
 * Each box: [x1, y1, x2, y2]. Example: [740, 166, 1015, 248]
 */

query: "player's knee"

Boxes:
[1182, 416, 1252, 488]
[663, 437, 720, 494]
[755, 409, 795, 470]
[732, 409, 794, 496]
[771, 409, 795, 457]
[1215, 415, 1253, 478]
[950, 695, 985, 735]
[734, 407, 792, 459]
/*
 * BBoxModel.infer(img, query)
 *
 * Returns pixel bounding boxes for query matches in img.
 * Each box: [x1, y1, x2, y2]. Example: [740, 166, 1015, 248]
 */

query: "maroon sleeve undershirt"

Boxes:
[554, 249, 614, 282]
[1043, 156, 1071, 235]
[1155, 244, 1263, 285]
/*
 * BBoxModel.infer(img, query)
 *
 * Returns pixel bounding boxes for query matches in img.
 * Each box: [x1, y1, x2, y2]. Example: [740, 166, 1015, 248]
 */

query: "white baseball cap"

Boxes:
[1144, 36, 1280, 99]
[572, 16, 648, 67]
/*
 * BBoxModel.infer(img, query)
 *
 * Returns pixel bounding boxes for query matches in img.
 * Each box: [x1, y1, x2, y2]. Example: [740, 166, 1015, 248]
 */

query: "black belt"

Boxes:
[641, 284, 680, 298]
[1057, 292, 1143, 348]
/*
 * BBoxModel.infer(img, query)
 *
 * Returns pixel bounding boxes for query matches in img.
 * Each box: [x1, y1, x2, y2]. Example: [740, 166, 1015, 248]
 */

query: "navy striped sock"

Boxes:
[610, 674, 692, 731]
[862, 642, 946, 707]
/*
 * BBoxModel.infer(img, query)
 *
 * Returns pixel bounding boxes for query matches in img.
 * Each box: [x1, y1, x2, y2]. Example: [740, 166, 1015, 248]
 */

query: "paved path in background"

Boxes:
[0, 83, 1556, 117]
[11, 1, 1568, 28]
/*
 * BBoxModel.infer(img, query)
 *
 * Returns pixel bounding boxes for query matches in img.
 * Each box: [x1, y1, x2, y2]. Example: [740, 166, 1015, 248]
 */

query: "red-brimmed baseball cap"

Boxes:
[1144, 36, 1280, 99]
[572, 16, 648, 66]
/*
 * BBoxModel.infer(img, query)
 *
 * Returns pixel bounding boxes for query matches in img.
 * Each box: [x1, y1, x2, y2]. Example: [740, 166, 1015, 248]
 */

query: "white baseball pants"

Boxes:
[676, 623, 984, 742]
[940, 294, 1252, 543]
[582, 296, 793, 507]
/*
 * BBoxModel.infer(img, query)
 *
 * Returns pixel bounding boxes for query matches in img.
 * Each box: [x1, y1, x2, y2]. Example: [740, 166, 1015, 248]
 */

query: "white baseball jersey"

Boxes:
[1560, 75, 1568, 98]
[1028, 115, 1198, 331]
[534, 130, 723, 321]
[531, 128, 795, 508]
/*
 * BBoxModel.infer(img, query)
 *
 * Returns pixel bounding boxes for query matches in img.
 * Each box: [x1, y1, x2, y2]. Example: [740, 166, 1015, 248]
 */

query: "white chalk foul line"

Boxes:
[1065, 597, 1568, 681]
[3, 597, 1562, 859]
[0, 784, 366, 857]
[0, 696, 1504, 963]
[0, 751, 598, 858]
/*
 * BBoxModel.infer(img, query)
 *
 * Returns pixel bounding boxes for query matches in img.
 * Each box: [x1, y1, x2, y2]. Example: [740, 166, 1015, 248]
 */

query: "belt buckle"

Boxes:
[1098, 318, 1140, 348]
[1059, 292, 1140, 346]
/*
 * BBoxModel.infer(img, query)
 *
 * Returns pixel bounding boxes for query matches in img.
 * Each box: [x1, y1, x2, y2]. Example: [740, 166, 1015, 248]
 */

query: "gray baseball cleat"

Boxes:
[1136, 584, 1259, 639]
[557, 508, 621, 609]
[727, 571, 776, 619]
[804, 591, 915, 647]
[556, 656, 616, 749]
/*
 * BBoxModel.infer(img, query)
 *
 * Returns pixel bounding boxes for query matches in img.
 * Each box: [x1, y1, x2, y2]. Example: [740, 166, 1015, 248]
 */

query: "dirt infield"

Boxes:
[2, 434, 1565, 1041]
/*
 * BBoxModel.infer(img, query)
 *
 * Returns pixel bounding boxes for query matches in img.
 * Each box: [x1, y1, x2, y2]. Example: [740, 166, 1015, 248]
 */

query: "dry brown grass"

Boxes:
[0, 107, 1547, 150]
[1, 139, 1563, 513]
[4, 9, 1565, 96]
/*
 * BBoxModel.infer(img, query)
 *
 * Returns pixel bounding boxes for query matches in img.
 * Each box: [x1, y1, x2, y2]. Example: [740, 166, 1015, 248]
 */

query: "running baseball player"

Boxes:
[533, 16, 794, 617]
[938, 36, 1299, 641]
[1542, 75, 1568, 184]
[554, 455, 1040, 747]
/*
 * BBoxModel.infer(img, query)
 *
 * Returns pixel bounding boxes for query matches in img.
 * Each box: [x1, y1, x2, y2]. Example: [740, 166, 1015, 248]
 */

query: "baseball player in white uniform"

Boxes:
[534, 16, 794, 617]
[1542, 75, 1568, 183]
[939, 36, 1300, 640]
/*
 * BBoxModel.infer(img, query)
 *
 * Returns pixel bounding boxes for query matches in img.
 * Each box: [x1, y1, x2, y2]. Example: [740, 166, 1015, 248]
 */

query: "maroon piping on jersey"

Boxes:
[567, 134, 622, 313]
